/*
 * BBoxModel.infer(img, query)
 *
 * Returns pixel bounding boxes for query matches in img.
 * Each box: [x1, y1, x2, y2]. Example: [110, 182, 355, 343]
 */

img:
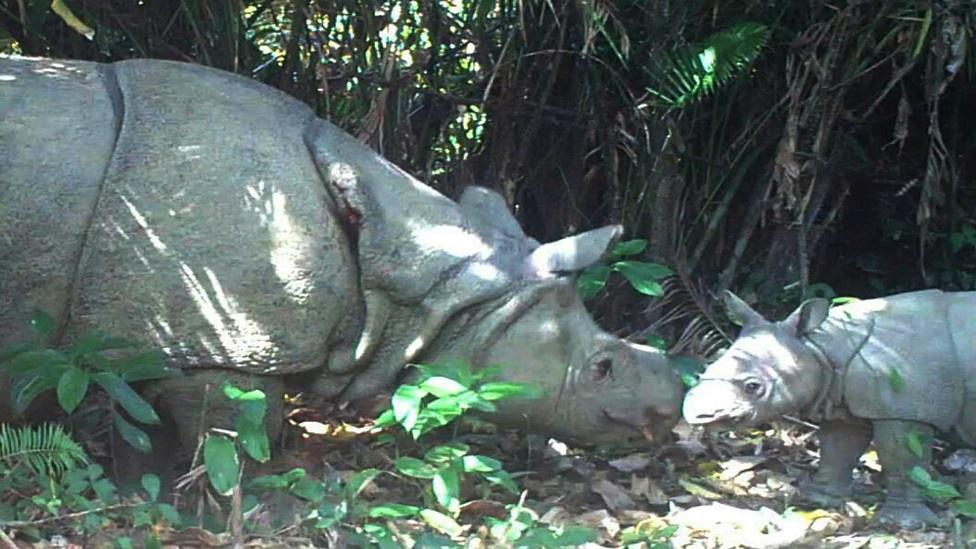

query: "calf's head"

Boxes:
[682, 292, 830, 429]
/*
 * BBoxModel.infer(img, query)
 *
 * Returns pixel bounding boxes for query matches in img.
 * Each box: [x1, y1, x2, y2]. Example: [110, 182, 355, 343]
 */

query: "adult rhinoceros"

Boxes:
[0, 57, 683, 451]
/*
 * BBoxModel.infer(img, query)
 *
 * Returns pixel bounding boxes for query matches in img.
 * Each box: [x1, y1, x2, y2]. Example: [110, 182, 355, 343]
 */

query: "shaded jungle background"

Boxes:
[2, 0, 974, 356]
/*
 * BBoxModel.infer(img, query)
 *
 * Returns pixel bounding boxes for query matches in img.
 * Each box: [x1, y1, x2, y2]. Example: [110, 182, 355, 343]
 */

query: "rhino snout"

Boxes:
[604, 404, 679, 442]
[682, 381, 752, 425]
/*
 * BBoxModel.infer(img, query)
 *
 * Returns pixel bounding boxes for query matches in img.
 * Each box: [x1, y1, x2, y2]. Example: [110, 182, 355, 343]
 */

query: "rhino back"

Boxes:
[65, 59, 358, 374]
[0, 58, 119, 345]
[815, 290, 966, 432]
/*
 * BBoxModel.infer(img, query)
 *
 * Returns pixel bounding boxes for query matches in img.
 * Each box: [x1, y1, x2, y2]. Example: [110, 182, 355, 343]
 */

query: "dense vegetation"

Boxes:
[2, 0, 975, 546]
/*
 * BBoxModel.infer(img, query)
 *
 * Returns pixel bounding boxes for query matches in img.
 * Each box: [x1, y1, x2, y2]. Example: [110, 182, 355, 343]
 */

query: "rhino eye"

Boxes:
[593, 359, 613, 381]
[743, 379, 764, 396]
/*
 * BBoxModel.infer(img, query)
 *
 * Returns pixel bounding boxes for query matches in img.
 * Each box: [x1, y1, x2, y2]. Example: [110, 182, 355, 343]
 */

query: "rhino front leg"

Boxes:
[149, 370, 285, 461]
[799, 419, 872, 506]
[872, 419, 940, 528]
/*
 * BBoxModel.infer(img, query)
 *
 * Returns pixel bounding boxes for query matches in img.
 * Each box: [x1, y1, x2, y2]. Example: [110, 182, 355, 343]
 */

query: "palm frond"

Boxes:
[645, 22, 770, 110]
[0, 423, 89, 478]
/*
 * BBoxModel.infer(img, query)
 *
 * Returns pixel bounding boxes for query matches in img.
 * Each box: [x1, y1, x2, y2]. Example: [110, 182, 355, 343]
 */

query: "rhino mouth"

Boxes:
[684, 407, 753, 427]
[602, 409, 675, 442]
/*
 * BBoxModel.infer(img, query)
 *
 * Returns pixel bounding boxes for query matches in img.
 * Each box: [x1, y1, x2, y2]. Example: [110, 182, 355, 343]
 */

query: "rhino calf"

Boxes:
[683, 290, 976, 528]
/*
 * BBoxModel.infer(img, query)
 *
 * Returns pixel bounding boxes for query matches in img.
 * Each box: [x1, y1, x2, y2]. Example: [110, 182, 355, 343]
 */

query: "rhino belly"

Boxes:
[0, 58, 119, 344]
[66, 60, 357, 374]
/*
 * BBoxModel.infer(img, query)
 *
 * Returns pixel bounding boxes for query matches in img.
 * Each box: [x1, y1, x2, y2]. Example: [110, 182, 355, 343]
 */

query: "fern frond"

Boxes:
[0, 423, 89, 478]
[645, 22, 770, 110]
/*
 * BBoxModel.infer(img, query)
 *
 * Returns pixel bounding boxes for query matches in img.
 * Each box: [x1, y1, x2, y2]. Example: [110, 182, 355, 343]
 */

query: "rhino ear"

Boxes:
[722, 291, 765, 327]
[784, 298, 830, 335]
[459, 186, 529, 241]
[526, 225, 622, 277]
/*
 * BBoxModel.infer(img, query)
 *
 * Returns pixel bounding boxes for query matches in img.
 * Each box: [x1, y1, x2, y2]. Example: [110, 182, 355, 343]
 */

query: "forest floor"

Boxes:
[13, 402, 970, 549]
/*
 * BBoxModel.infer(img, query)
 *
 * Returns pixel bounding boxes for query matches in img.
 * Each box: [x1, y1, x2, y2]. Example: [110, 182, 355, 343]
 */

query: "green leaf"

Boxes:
[56, 368, 90, 413]
[236, 419, 270, 463]
[554, 525, 600, 545]
[248, 474, 290, 490]
[394, 457, 437, 479]
[141, 474, 160, 501]
[905, 430, 927, 459]
[482, 469, 519, 494]
[477, 382, 540, 401]
[31, 309, 57, 340]
[368, 503, 420, 519]
[112, 411, 152, 453]
[116, 352, 180, 382]
[420, 509, 463, 537]
[887, 367, 904, 393]
[345, 468, 381, 500]
[11, 370, 64, 413]
[611, 239, 647, 257]
[461, 455, 501, 473]
[612, 261, 672, 296]
[289, 476, 326, 502]
[425, 443, 469, 464]
[951, 499, 976, 517]
[577, 265, 611, 299]
[2, 349, 72, 376]
[93, 372, 160, 424]
[419, 376, 468, 397]
[203, 434, 239, 496]
[645, 334, 668, 350]
[391, 384, 425, 431]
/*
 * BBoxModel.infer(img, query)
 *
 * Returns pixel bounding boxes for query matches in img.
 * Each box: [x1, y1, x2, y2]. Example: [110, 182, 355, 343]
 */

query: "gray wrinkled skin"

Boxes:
[683, 290, 976, 528]
[0, 57, 684, 449]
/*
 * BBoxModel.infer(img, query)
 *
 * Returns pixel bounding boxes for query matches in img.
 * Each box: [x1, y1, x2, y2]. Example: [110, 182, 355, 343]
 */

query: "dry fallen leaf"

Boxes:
[608, 453, 651, 473]
[575, 509, 620, 540]
[719, 455, 767, 480]
[591, 478, 636, 512]
[631, 475, 669, 506]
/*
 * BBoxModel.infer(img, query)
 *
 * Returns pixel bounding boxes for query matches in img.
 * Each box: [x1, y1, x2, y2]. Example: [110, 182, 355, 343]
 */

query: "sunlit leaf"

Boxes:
[203, 433, 239, 496]
[368, 503, 420, 519]
[391, 384, 425, 431]
[395, 456, 437, 479]
[141, 473, 160, 501]
[578, 265, 611, 299]
[420, 509, 463, 537]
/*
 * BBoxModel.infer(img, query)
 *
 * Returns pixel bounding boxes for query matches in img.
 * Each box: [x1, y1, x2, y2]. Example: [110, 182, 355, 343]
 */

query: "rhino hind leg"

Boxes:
[798, 419, 873, 506]
[872, 419, 941, 528]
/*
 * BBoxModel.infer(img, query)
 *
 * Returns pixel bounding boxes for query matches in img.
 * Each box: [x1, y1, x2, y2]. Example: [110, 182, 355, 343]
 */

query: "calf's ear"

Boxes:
[723, 291, 765, 327]
[784, 298, 830, 335]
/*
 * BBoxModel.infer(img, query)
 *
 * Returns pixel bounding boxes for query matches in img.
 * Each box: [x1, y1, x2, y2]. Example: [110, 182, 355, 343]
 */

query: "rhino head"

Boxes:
[462, 275, 684, 444]
[682, 291, 830, 429]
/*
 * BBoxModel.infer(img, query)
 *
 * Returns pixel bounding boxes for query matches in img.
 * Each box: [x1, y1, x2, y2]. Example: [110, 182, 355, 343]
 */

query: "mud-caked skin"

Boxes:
[682, 290, 976, 528]
[0, 57, 684, 452]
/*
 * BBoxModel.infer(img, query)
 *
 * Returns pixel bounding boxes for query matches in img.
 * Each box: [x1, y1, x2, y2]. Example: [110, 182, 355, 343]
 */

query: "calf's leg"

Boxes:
[799, 419, 872, 506]
[872, 419, 940, 528]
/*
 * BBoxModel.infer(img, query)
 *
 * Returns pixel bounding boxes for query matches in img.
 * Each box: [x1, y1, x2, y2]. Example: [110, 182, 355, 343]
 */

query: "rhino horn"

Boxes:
[783, 298, 830, 336]
[722, 291, 767, 327]
[525, 225, 622, 278]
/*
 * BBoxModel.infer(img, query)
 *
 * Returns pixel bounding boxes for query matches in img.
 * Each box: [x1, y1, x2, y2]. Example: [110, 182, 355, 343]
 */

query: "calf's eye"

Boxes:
[593, 359, 613, 381]
[743, 379, 763, 395]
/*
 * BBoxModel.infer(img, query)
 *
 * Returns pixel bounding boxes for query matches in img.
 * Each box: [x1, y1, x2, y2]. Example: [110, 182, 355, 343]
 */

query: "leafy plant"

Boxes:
[907, 466, 976, 518]
[578, 239, 674, 300]
[0, 423, 88, 478]
[0, 309, 181, 452]
[484, 499, 598, 547]
[376, 361, 540, 440]
[644, 22, 770, 110]
[202, 381, 272, 496]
